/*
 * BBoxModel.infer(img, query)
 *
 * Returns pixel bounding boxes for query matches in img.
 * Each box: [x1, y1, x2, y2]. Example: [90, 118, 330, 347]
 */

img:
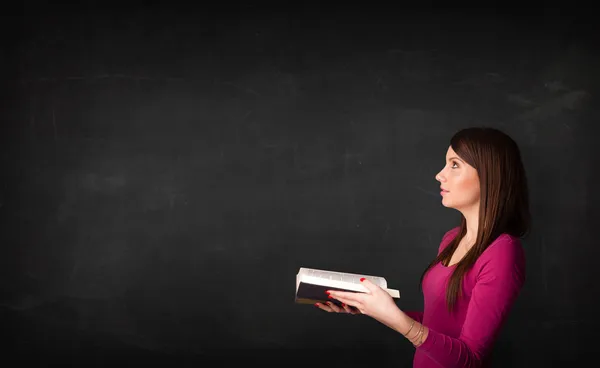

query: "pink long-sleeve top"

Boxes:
[405, 227, 526, 368]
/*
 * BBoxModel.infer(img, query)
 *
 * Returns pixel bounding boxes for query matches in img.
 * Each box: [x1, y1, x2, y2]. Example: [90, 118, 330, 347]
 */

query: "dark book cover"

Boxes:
[295, 282, 363, 308]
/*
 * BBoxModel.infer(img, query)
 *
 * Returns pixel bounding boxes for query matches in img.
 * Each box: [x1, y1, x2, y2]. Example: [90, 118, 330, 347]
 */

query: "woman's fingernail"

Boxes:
[328, 295, 333, 298]
[315, 303, 320, 307]
[360, 278, 365, 282]
[326, 291, 330, 295]
[342, 303, 346, 307]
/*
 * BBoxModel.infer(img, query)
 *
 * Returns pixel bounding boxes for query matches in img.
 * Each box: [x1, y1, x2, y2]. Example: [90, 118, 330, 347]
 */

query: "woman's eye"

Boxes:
[451, 162, 458, 168]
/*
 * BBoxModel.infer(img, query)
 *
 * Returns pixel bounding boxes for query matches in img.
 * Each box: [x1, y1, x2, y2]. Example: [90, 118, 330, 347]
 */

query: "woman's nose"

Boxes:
[436, 172, 445, 182]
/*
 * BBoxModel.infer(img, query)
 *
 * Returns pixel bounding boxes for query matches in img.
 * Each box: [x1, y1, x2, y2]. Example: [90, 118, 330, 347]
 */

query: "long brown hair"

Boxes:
[419, 127, 531, 313]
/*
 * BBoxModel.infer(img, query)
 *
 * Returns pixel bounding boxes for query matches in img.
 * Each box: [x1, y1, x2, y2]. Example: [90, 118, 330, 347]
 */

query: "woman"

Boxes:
[319, 127, 530, 368]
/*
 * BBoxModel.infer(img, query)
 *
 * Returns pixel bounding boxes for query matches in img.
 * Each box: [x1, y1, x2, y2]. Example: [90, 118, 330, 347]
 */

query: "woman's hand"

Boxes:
[326, 278, 404, 329]
[315, 301, 361, 314]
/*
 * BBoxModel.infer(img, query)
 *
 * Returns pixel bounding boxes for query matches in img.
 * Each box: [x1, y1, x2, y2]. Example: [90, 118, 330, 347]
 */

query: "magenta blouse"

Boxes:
[405, 227, 526, 367]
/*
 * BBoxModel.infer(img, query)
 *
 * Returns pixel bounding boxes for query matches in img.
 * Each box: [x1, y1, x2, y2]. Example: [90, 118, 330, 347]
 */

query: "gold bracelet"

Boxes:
[413, 333, 423, 347]
[410, 324, 423, 344]
[414, 325, 426, 347]
[409, 323, 422, 341]
[403, 319, 415, 337]
[413, 331, 425, 348]
[413, 328, 423, 346]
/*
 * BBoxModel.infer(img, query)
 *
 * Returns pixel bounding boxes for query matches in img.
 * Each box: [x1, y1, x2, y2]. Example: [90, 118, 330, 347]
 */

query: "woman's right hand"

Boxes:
[315, 301, 361, 315]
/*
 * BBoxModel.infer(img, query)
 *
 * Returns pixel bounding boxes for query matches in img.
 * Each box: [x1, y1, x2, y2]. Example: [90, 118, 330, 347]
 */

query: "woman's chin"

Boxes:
[441, 199, 453, 208]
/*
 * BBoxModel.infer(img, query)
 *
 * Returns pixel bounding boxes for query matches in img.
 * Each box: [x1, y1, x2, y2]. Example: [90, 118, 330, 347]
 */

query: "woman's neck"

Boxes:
[461, 207, 479, 249]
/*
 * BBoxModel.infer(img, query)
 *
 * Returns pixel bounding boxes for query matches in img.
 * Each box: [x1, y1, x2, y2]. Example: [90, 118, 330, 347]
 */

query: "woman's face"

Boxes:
[435, 146, 480, 212]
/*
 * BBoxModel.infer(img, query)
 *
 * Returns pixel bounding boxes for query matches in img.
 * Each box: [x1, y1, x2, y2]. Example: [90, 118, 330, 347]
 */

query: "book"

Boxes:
[295, 267, 400, 308]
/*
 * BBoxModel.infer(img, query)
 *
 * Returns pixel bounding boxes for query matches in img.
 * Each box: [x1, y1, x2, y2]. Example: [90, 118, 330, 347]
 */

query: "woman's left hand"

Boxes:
[327, 278, 403, 329]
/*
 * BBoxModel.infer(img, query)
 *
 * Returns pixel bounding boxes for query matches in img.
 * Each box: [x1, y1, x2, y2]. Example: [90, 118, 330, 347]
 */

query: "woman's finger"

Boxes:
[327, 291, 365, 306]
[326, 301, 345, 312]
[315, 302, 330, 311]
[342, 303, 361, 315]
[328, 294, 356, 309]
[315, 302, 336, 312]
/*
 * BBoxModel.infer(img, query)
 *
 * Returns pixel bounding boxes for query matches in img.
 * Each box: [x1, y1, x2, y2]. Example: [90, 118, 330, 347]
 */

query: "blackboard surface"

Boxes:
[1, 4, 598, 366]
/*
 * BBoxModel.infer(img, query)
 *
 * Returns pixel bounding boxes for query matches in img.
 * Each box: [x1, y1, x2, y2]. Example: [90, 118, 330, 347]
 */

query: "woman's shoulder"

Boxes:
[483, 233, 524, 258]
[476, 233, 526, 274]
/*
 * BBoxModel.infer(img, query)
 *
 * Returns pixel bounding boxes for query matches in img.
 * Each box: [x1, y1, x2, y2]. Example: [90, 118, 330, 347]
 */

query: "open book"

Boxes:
[295, 267, 400, 307]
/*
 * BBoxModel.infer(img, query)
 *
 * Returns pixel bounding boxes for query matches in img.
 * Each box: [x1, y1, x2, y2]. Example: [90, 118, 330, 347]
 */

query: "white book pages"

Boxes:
[296, 267, 390, 290]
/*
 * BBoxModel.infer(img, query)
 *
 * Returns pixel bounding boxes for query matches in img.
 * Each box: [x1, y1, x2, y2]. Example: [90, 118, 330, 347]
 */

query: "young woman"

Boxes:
[320, 127, 530, 367]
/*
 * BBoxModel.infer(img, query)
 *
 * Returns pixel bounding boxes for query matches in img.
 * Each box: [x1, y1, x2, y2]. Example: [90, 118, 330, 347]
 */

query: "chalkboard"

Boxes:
[1, 5, 598, 366]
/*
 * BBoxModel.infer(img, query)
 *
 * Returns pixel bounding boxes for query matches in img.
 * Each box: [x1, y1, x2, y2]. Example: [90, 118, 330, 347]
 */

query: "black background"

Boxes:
[1, 3, 598, 366]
